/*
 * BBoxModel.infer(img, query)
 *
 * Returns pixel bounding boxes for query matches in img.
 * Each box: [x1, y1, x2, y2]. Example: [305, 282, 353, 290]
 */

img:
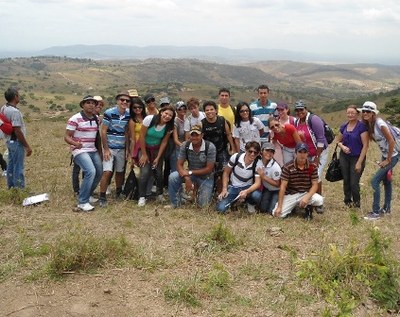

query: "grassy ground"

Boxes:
[0, 119, 399, 317]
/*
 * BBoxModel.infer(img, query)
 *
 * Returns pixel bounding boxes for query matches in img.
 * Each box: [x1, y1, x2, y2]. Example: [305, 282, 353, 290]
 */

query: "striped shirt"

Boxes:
[102, 106, 130, 149]
[249, 100, 276, 130]
[66, 112, 98, 157]
[281, 160, 318, 195]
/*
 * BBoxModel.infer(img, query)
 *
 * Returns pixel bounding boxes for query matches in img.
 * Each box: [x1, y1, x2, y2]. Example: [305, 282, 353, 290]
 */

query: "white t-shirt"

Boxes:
[184, 111, 206, 132]
[260, 159, 281, 191]
[232, 118, 265, 152]
[374, 118, 399, 158]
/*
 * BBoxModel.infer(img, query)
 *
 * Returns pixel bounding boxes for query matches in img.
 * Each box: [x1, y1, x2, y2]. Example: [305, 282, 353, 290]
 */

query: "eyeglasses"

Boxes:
[247, 150, 259, 155]
[362, 110, 372, 113]
[147, 98, 155, 103]
[269, 124, 280, 129]
[119, 98, 131, 103]
[239, 109, 249, 113]
[133, 106, 143, 110]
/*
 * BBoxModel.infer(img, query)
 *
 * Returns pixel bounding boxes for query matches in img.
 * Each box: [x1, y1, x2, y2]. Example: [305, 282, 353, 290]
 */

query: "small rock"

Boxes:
[103, 289, 112, 294]
[269, 227, 283, 236]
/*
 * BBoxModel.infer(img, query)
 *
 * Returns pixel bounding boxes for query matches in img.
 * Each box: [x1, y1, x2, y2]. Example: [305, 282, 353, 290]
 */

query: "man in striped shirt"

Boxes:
[98, 91, 131, 207]
[65, 95, 103, 211]
[272, 143, 324, 220]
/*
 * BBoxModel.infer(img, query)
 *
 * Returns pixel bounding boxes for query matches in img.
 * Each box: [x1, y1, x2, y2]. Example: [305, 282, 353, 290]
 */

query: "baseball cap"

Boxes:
[262, 142, 275, 152]
[175, 101, 187, 110]
[295, 143, 309, 152]
[189, 125, 202, 135]
[143, 93, 155, 103]
[294, 100, 306, 109]
[276, 101, 288, 110]
[159, 97, 170, 107]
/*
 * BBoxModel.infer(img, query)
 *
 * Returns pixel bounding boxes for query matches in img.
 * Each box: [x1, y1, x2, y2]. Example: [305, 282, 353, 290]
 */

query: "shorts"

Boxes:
[102, 148, 126, 172]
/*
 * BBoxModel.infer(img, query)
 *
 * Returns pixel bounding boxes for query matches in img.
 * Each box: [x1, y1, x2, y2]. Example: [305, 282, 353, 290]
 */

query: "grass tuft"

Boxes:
[0, 188, 30, 205]
[206, 222, 242, 251]
[296, 228, 400, 315]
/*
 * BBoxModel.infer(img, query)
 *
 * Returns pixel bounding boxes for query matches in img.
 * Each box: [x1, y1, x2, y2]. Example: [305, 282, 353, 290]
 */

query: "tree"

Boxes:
[382, 97, 400, 126]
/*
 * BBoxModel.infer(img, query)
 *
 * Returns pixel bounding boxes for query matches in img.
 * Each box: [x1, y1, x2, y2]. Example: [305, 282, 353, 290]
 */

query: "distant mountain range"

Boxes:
[1, 44, 399, 65]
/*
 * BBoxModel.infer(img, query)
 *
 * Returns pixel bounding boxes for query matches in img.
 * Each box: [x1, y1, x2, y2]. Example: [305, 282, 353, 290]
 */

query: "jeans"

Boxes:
[371, 154, 399, 213]
[170, 148, 179, 173]
[259, 188, 279, 213]
[138, 149, 164, 197]
[168, 171, 214, 208]
[216, 185, 262, 213]
[74, 151, 103, 204]
[6, 140, 25, 189]
[339, 152, 365, 206]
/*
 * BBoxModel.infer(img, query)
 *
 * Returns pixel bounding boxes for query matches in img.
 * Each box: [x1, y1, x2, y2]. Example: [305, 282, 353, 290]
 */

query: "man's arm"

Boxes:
[14, 127, 32, 156]
[224, 121, 237, 153]
[273, 179, 288, 217]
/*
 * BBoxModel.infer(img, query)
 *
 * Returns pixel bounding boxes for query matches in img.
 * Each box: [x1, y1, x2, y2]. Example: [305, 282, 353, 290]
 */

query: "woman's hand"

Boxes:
[139, 153, 149, 167]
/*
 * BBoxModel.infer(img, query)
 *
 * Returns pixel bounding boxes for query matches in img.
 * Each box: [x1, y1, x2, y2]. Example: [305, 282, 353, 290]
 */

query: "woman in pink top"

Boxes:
[268, 117, 301, 164]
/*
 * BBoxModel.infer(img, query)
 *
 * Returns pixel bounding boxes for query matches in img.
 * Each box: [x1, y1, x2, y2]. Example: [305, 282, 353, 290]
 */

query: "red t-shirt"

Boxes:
[273, 123, 297, 148]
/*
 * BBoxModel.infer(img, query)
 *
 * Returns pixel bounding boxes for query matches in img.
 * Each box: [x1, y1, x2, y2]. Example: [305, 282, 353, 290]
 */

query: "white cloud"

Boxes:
[0, 0, 399, 62]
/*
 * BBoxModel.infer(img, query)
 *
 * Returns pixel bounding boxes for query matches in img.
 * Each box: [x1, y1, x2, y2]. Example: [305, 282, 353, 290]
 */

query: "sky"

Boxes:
[1, 0, 400, 63]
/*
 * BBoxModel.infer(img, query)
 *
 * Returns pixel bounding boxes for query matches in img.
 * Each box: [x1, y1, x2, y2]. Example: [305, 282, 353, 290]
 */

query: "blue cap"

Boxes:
[295, 143, 309, 152]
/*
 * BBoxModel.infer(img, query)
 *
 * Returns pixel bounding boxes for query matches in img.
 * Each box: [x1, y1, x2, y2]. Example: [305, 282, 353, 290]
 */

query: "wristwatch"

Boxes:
[188, 170, 193, 175]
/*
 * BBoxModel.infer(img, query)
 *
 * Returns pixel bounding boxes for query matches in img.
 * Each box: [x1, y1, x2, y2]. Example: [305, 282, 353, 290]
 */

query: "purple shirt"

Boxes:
[340, 120, 368, 157]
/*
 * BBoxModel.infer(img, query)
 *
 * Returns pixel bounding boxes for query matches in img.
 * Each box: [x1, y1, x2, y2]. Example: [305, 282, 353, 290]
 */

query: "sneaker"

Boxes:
[2, 170, 7, 177]
[181, 191, 193, 202]
[363, 212, 381, 220]
[164, 204, 175, 209]
[138, 197, 146, 207]
[99, 198, 108, 208]
[379, 207, 391, 215]
[315, 205, 325, 214]
[89, 196, 98, 204]
[304, 206, 313, 220]
[106, 185, 111, 195]
[77, 203, 95, 212]
[247, 203, 256, 214]
[157, 194, 165, 203]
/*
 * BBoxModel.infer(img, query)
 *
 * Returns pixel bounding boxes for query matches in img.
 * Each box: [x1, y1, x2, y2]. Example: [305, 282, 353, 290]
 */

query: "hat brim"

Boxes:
[190, 131, 202, 135]
[358, 107, 379, 114]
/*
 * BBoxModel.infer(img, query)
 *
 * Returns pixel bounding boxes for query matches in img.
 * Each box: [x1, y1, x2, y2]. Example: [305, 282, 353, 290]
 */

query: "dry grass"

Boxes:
[0, 119, 399, 316]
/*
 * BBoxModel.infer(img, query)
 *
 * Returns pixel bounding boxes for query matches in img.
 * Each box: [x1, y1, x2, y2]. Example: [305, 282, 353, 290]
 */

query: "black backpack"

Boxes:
[122, 169, 139, 200]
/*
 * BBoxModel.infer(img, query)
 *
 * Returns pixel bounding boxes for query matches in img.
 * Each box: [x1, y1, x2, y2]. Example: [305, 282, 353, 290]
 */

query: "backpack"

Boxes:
[0, 109, 14, 136]
[232, 152, 260, 182]
[377, 120, 400, 152]
[122, 169, 139, 200]
[185, 140, 210, 159]
[295, 113, 335, 144]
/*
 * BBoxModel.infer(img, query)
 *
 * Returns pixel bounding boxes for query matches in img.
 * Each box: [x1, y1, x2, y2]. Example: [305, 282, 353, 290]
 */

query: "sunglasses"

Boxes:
[269, 124, 280, 129]
[295, 108, 305, 112]
[297, 150, 308, 154]
[247, 150, 259, 155]
[239, 109, 249, 113]
[133, 106, 143, 110]
[147, 98, 156, 103]
[362, 110, 372, 113]
[119, 98, 131, 103]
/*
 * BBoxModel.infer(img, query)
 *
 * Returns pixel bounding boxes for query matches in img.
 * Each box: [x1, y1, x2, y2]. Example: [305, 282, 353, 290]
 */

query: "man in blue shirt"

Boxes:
[250, 84, 276, 144]
[98, 91, 131, 207]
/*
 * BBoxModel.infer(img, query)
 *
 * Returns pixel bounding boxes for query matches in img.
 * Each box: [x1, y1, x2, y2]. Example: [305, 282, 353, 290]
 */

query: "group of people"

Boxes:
[1, 86, 397, 221]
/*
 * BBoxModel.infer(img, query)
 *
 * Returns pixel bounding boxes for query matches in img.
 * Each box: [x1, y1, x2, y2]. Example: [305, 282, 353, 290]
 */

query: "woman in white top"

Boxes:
[361, 101, 399, 220]
[232, 102, 264, 153]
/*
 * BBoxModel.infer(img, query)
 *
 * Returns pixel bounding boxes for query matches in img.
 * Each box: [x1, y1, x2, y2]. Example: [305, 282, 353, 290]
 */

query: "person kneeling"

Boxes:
[272, 143, 324, 220]
[167, 125, 216, 208]
[217, 141, 263, 213]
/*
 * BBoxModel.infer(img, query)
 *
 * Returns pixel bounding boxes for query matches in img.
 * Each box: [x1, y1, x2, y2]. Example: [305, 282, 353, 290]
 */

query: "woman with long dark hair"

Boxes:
[137, 105, 175, 206]
[360, 101, 399, 220]
[232, 101, 264, 153]
[128, 97, 146, 166]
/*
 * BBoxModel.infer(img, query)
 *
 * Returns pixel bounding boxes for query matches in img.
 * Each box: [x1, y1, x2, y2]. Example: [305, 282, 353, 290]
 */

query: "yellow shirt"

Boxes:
[218, 104, 235, 129]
